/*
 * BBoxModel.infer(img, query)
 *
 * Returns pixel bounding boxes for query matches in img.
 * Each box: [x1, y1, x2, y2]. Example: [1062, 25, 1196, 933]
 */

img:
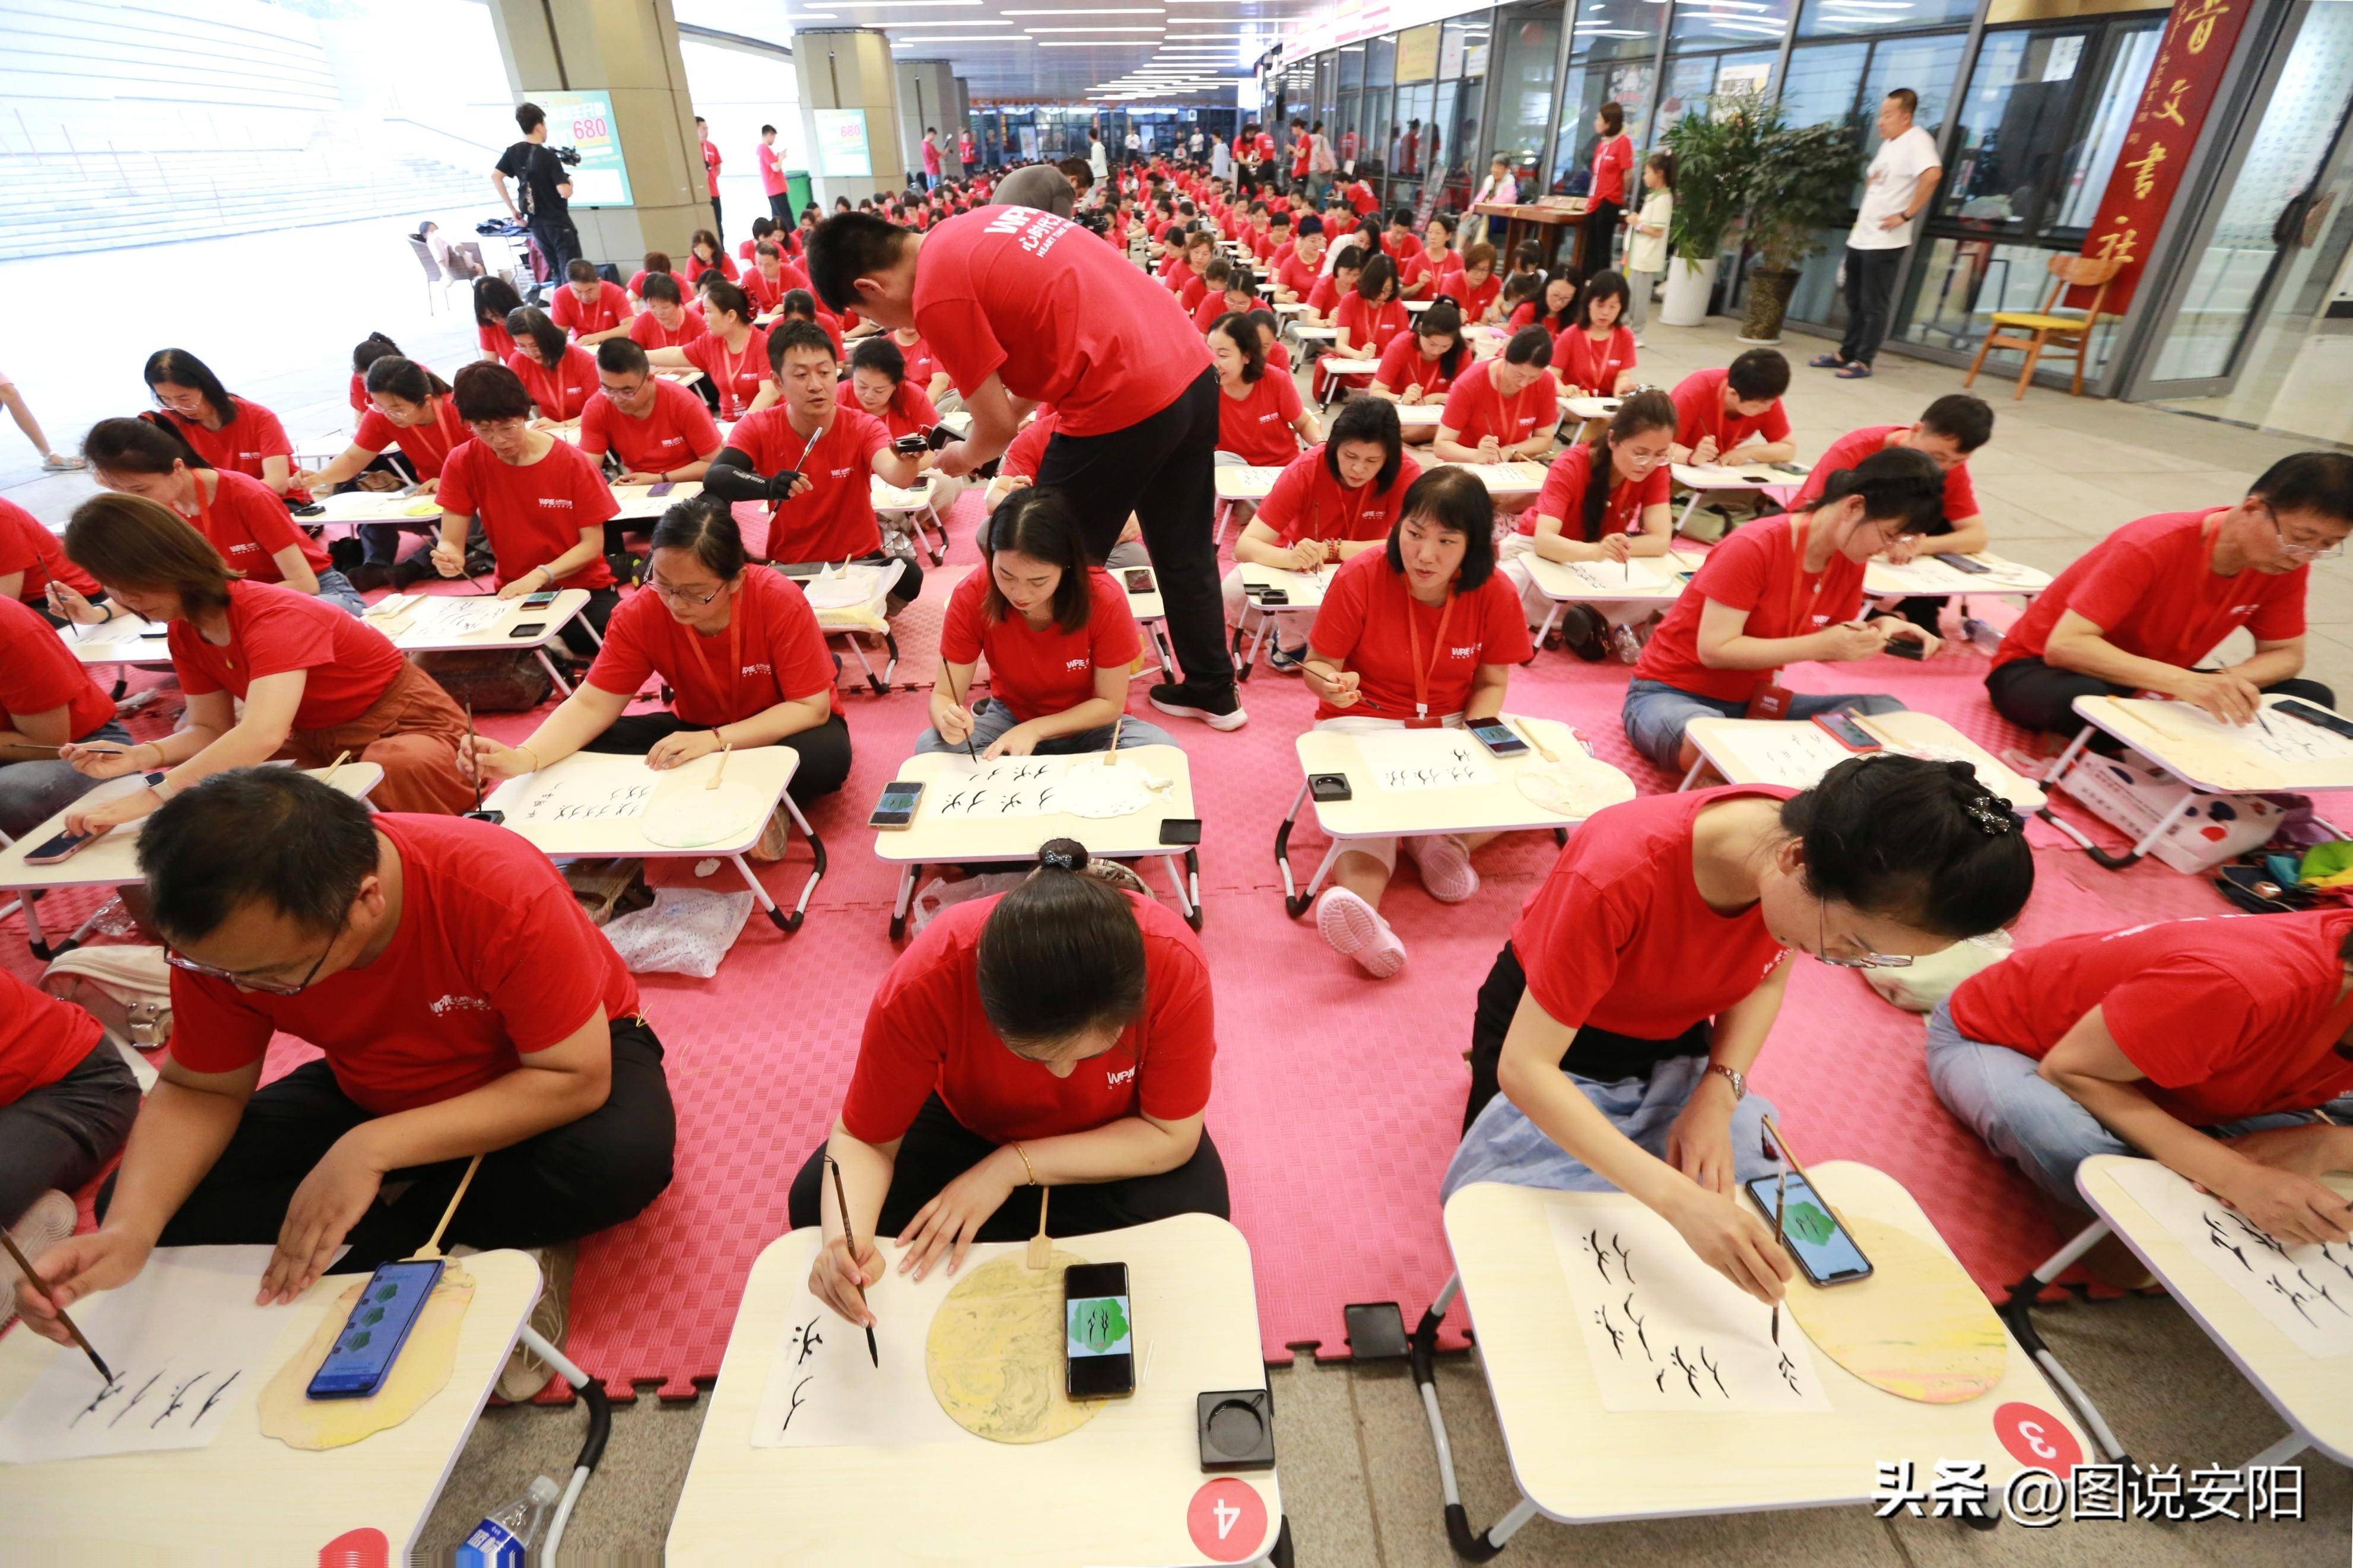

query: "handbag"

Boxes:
[40, 944, 173, 1050]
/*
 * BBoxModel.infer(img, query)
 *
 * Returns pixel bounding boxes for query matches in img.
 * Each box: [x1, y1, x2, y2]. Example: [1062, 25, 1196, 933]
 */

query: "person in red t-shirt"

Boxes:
[700, 320, 924, 608]
[1985, 452, 2353, 737]
[647, 280, 779, 421]
[293, 358, 468, 586]
[432, 362, 621, 655]
[503, 307, 598, 425]
[791, 845, 1227, 1321]
[923, 489, 1176, 758]
[1793, 394, 1994, 635]
[758, 123, 789, 219]
[0, 494, 99, 618]
[1190, 265, 1259, 334]
[1500, 390, 1678, 654]
[580, 338, 725, 485]
[0, 593, 127, 835]
[846, 335, 965, 513]
[688, 227, 736, 284]
[1443, 757, 2032, 1305]
[0, 963, 137, 1279]
[465, 501, 850, 815]
[548, 260, 634, 345]
[1441, 241, 1503, 324]
[1436, 327, 1559, 465]
[1551, 271, 1640, 411]
[1931, 911, 2353, 1245]
[1222, 399, 1421, 654]
[1211, 316, 1316, 482]
[808, 207, 1241, 727]
[1666, 352, 1796, 467]
[1368, 301, 1469, 429]
[144, 348, 311, 504]
[1298, 469, 1535, 977]
[1583, 102, 1635, 274]
[1304, 243, 1367, 324]
[53, 495, 472, 825]
[627, 252, 694, 307]
[1623, 447, 1948, 771]
[1173, 233, 1219, 315]
[85, 417, 360, 612]
[887, 323, 952, 406]
[348, 332, 409, 418]
[1274, 221, 1327, 304]
[625, 272, 708, 352]
[474, 275, 525, 362]
[13, 770, 673, 1402]
[1326, 256, 1410, 400]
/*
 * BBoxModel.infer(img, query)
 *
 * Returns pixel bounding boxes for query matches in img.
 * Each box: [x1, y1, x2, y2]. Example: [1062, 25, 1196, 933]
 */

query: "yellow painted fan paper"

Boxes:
[1785, 1219, 2006, 1404]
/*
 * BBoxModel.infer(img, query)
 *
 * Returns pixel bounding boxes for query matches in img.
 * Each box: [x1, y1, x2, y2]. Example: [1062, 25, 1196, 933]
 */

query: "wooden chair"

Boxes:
[1965, 254, 2122, 400]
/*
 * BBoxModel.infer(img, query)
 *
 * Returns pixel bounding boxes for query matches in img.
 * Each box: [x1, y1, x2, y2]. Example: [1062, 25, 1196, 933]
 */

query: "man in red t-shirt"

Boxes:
[1793, 393, 1993, 633]
[758, 123, 789, 220]
[1986, 452, 2353, 736]
[582, 339, 724, 484]
[548, 260, 634, 345]
[807, 207, 1244, 729]
[1667, 352, 1795, 467]
[13, 771, 674, 1400]
[696, 115, 724, 239]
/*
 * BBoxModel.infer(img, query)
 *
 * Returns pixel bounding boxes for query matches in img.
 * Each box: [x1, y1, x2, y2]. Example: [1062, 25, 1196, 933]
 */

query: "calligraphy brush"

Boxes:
[1770, 1164, 1788, 1346]
[0, 1230, 110, 1383]
[825, 1156, 878, 1366]
[938, 663, 982, 764]
[461, 705, 503, 823]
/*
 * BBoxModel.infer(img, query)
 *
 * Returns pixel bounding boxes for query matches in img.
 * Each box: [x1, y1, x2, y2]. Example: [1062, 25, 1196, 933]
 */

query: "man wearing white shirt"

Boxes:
[1814, 89, 1943, 381]
[1210, 133, 1232, 182]
[1088, 128, 1112, 183]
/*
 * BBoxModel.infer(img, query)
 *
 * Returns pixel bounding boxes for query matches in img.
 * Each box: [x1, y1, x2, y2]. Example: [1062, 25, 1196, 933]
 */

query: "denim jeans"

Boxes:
[313, 568, 367, 616]
[1444, 1051, 1782, 1201]
[1621, 677, 1905, 772]
[1922, 997, 2353, 1210]
[0, 719, 129, 838]
[915, 699, 1180, 756]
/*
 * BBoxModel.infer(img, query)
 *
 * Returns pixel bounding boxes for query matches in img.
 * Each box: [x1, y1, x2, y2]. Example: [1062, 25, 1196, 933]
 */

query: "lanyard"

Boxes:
[408, 396, 462, 472]
[1497, 374, 1533, 442]
[1400, 573, 1459, 722]
[1310, 472, 1376, 544]
[681, 600, 746, 717]
[1781, 517, 1836, 635]
[712, 333, 754, 418]
[528, 356, 571, 420]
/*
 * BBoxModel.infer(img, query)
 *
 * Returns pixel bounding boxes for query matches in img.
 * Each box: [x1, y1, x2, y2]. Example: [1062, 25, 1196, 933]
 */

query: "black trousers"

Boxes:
[786, 1092, 1230, 1239]
[557, 584, 620, 660]
[1837, 245, 1904, 367]
[1581, 199, 1622, 275]
[0, 1040, 141, 1229]
[769, 193, 792, 221]
[712, 198, 724, 244]
[587, 710, 853, 803]
[107, 1019, 676, 1276]
[1036, 367, 1228, 692]
[1986, 656, 2336, 738]
[1462, 943, 1710, 1134]
[526, 214, 582, 290]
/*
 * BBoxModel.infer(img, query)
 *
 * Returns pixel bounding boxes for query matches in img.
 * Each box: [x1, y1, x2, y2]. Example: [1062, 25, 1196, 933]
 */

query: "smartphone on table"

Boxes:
[1742, 1172, 1873, 1287]
[1064, 1260, 1136, 1398]
[870, 780, 924, 829]
[1123, 568, 1158, 594]
[646, 481, 677, 497]
[520, 589, 560, 609]
[23, 769, 167, 863]
[1811, 711, 1882, 752]
[1468, 721, 1529, 759]
[2271, 698, 2353, 742]
[306, 1258, 444, 1398]
[1158, 817, 1202, 846]
[1930, 552, 1991, 574]
[506, 622, 547, 639]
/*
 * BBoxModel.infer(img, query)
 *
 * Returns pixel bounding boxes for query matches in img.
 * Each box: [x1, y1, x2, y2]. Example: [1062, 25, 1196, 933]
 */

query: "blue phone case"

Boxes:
[306, 1258, 444, 1399]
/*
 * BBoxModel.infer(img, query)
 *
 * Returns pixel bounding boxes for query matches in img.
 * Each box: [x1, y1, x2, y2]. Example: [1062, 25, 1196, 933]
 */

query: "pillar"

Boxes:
[483, 0, 707, 267]
[895, 58, 958, 187]
[951, 77, 973, 176]
[794, 29, 906, 210]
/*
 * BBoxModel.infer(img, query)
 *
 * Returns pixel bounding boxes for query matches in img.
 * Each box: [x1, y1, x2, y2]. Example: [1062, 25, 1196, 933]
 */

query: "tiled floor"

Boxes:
[7, 222, 2349, 1564]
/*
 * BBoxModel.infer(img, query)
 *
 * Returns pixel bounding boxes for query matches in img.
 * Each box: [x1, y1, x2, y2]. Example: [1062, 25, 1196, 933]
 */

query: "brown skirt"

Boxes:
[282, 658, 473, 815]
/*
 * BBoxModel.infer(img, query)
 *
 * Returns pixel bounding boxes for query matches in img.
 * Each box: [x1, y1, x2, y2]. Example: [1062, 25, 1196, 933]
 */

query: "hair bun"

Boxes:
[1037, 838, 1090, 873]
[1944, 759, 1979, 785]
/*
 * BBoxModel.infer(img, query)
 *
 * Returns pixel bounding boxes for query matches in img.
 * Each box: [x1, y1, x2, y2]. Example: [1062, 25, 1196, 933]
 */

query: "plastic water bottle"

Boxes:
[455, 1475, 561, 1567]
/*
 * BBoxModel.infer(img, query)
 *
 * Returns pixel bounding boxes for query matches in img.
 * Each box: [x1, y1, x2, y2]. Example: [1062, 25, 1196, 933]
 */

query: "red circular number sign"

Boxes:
[1993, 1400, 2082, 1472]
[1186, 1478, 1270, 1563]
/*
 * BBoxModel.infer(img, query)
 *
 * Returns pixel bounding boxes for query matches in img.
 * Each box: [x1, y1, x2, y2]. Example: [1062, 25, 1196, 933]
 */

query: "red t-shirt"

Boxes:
[0, 964, 103, 1105]
[1347, 182, 1378, 215]
[1178, 274, 1211, 315]
[0, 497, 96, 602]
[166, 397, 310, 505]
[1993, 510, 2306, 673]
[1256, 446, 1422, 547]
[1333, 294, 1410, 357]
[1306, 549, 1533, 721]
[186, 468, 329, 581]
[681, 328, 776, 421]
[1590, 133, 1635, 206]
[1516, 441, 1670, 537]
[437, 437, 619, 590]
[578, 379, 722, 476]
[1215, 371, 1306, 468]
[549, 281, 630, 338]
[1278, 252, 1322, 299]
[1306, 274, 1347, 317]
[841, 892, 1214, 1145]
[739, 265, 798, 316]
[588, 566, 832, 726]
[913, 209, 1211, 438]
[1950, 911, 2353, 1124]
[1792, 424, 1977, 529]
[1671, 367, 1791, 453]
[1374, 334, 1461, 397]
[759, 141, 787, 196]
[688, 250, 738, 283]
[169, 815, 639, 1116]
[506, 345, 598, 422]
[728, 406, 888, 564]
[167, 579, 406, 727]
[864, 379, 941, 443]
[353, 394, 468, 481]
[478, 320, 517, 361]
[1193, 293, 1250, 332]
[1513, 785, 1795, 1038]
[0, 595, 115, 739]
[627, 269, 693, 301]
[893, 335, 942, 389]
[1552, 325, 1638, 395]
[1634, 514, 1866, 703]
[1440, 360, 1559, 448]
[1505, 301, 1541, 332]
[1442, 272, 1501, 321]
[628, 304, 707, 351]
[941, 567, 1140, 724]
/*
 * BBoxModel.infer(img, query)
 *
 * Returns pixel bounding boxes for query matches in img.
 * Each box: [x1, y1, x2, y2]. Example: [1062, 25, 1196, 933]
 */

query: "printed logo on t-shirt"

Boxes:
[1104, 1064, 1137, 1087]
[741, 662, 773, 678]
[830, 465, 853, 479]
[224, 542, 261, 557]
[1064, 656, 1091, 672]
[430, 993, 495, 1016]
[2230, 602, 2260, 616]
[536, 497, 574, 510]
[1449, 644, 1479, 660]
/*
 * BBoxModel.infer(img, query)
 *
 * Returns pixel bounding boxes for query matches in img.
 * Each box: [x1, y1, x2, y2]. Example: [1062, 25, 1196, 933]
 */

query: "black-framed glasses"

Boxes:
[645, 574, 724, 606]
[1815, 896, 1911, 971]
[166, 914, 345, 996]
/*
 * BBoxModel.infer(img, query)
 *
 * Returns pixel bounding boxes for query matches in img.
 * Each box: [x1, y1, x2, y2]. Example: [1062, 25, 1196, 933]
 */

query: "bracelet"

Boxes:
[139, 742, 163, 769]
[518, 744, 542, 773]
[1008, 1142, 1039, 1185]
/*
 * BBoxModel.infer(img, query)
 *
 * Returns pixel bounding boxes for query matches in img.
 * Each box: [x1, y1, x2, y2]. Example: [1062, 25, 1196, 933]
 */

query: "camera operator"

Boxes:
[492, 102, 583, 294]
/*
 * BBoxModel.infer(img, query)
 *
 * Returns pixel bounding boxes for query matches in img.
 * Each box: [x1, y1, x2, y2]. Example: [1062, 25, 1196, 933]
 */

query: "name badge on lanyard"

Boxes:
[1402, 575, 1458, 729]
[1751, 517, 1830, 721]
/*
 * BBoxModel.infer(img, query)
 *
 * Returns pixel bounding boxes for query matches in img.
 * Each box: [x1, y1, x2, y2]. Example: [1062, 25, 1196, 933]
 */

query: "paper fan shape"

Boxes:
[642, 781, 774, 848]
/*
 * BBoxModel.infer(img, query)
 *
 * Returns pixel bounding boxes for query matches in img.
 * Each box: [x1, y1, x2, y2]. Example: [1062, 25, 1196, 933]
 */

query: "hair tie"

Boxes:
[1964, 794, 2016, 837]
[1041, 848, 1075, 870]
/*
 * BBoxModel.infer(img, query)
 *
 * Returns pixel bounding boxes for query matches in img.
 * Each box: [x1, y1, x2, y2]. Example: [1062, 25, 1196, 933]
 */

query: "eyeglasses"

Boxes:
[645, 575, 723, 606]
[2263, 507, 2345, 561]
[1815, 896, 1911, 971]
[166, 914, 344, 996]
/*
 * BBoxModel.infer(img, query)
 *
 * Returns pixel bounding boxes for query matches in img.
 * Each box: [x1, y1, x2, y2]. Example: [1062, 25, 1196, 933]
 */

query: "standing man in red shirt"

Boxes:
[696, 115, 724, 241]
[13, 769, 675, 1400]
[1985, 453, 2353, 736]
[809, 207, 1248, 730]
[758, 123, 789, 221]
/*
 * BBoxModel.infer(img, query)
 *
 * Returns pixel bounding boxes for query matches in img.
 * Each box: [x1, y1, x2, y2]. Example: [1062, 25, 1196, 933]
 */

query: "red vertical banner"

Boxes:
[2073, 0, 2254, 310]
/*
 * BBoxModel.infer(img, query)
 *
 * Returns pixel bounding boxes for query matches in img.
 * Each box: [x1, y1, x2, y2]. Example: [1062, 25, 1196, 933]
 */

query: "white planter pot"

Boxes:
[1659, 256, 1720, 327]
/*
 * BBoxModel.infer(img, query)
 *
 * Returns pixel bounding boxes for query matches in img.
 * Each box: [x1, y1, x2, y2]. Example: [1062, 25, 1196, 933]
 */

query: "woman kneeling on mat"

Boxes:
[1499, 389, 1676, 661]
[922, 489, 1177, 759]
[793, 839, 1228, 1324]
[1622, 446, 1947, 775]
[1445, 756, 2033, 1301]
[1301, 467, 1534, 979]
[459, 498, 852, 815]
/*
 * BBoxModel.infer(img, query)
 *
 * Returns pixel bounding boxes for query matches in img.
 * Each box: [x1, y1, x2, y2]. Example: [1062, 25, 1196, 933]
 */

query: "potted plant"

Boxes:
[1659, 88, 1768, 327]
[1739, 117, 1865, 343]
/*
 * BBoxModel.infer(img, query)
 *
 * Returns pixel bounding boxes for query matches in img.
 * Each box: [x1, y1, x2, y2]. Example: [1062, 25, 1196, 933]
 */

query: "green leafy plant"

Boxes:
[1746, 117, 1867, 272]
[1662, 87, 1771, 263]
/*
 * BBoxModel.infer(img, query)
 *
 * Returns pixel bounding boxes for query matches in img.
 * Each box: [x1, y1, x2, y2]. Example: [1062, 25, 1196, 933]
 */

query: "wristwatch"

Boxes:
[1706, 1063, 1747, 1101]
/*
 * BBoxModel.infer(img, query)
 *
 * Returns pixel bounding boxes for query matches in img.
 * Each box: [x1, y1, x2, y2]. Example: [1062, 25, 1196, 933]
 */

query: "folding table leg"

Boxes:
[1158, 853, 1201, 930]
[1412, 1273, 1541, 1560]
[889, 863, 922, 941]
[534, 647, 575, 696]
[1530, 603, 1561, 652]
[1994, 1219, 2136, 1467]
[1273, 780, 1313, 914]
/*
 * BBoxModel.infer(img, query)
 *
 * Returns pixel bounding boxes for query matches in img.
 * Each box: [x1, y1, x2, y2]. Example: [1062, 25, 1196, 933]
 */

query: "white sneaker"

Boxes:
[1403, 834, 1480, 902]
[1315, 887, 1406, 978]
[497, 1239, 576, 1402]
[0, 1191, 78, 1328]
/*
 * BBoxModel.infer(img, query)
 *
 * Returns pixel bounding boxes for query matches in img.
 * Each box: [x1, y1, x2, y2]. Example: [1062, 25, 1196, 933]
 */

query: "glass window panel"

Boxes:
[1780, 41, 1870, 129]
[1395, 82, 1437, 202]
[2050, 24, 2161, 233]
[1368, 36, 1397, 90]
[1650, 52, 1722, 145]
[1860, 33, 1967, 151]
[1493, 5, 1563, 173]
[1935, 28, 2094, 235]
[1799, 0, 1974, 41]
[1338, 90, 1361, 166]
[1672, 0, 1795, 50]
[1339, 43, 1365, 91]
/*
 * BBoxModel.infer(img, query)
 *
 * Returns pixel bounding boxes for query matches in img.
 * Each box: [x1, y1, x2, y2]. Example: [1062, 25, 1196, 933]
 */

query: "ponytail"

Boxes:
[83, 414, 209, 476]
[976, 838, 1149, 1049]
[1780, 755, 2031, 939]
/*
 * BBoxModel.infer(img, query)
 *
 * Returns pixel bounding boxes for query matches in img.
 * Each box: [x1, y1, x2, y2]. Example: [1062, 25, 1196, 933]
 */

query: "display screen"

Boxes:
[1066, 1292, 1134, 1360]
[308, 1259, 442, 1396]
[1746, 1173, 1872, 1282]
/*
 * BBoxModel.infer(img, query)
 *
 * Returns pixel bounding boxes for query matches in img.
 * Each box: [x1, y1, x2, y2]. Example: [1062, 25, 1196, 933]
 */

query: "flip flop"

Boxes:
[1807, 354, 1846, 369]
[1835, 362, 1874, 379]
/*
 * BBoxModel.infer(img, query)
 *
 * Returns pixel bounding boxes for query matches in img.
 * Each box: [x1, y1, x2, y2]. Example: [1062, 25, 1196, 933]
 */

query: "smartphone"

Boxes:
[1123, 568, 1158, 594]
[1743, 1172, 1874, 1287]
[520, 590, 560, 609]
[1064, 1261, 1136, 1399]
[1930, 552, 1991, 574]
[892, 434, 929, 457]
[1158, 816, 1202, 846]
[1883, 635, 1925, 660]
[2271, 698, 2353, 742]
[870, 780, 924, 829]
[306, 1258, 445, 1399]
[138, 625, 172, 638]
[1811, 711, 1882, 752]
[507, 622, 547, 639]
[647, 481, 677, 497]
[1469, 721, 1529, 759]
[925, 423, 956, 451]
[1309, 772, 1353, 803]
[23, 826, 99, 866]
